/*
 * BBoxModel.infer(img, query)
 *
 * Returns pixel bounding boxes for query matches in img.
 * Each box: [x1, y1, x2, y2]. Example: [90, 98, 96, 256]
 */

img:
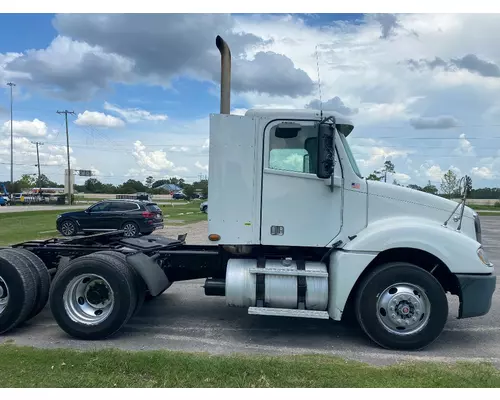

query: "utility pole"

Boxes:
[57, 110, 75, 205]
[7, 82, 15, 186]
[31, 141, 44, 195]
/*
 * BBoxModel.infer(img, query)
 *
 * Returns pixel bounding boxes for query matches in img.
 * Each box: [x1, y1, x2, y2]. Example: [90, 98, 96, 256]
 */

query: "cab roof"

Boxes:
[244, 108, 355, 136]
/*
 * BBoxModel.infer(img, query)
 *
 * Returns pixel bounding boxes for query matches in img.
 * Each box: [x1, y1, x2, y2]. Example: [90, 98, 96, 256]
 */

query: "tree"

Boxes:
[422, 181, 438, 195]
[367, 160, 396, 182]
[117, 179, 147, 194]
[152, 179, 168, 189]
[366, 172, 382, 181]
[18, 174, 36, 189]
[182, 183, 196, 199]
[407, 184, 423, 191]
[379, 160, 395, 182]
[36, 174, 61, 188]
[83, 178, 102, 193]
[145, 176, 154, 189]
[441, 170, 459, 199]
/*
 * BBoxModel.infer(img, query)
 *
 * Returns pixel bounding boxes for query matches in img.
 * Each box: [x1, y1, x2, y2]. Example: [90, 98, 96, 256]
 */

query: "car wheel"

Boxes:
[122, 222, 139, 238]
[60, 220, 77, 237]
[201, 205, 207, 213]
[355, 262, 448, 351]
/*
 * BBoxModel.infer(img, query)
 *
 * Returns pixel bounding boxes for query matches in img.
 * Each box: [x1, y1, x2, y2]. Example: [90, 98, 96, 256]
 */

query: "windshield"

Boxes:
[338, 133, 363, 178]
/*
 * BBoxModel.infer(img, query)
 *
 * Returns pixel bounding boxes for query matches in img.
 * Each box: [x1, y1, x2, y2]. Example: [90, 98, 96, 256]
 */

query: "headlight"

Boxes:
[57, 214, 62, 219]
[477, 246, 493, 267]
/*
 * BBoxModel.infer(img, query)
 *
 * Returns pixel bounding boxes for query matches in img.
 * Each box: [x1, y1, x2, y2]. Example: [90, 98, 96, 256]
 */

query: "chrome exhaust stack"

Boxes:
[216, 35, 231, 114]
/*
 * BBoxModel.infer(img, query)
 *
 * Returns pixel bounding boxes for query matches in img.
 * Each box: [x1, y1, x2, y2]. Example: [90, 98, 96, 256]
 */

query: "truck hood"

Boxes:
[367, 180, 475, 221]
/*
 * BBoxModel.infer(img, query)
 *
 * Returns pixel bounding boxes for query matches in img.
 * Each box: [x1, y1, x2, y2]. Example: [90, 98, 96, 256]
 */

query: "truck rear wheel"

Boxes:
[49, 253, 138, 340]
[2, 248, 51, 320]
[92, 251, 147, 316]
[0, 251, 37, 334]
[355, 262, 448, 351]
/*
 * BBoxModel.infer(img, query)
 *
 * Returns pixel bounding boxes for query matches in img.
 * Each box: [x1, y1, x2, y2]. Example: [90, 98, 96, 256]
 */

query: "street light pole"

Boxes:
[7, 82, 15, 185]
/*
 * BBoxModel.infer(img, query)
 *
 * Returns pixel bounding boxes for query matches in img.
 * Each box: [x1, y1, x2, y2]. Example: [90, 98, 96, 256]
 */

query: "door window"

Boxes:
[268, 123, 318, 174]
[89, 202, 111, 212]
[109, 202, 139, 212]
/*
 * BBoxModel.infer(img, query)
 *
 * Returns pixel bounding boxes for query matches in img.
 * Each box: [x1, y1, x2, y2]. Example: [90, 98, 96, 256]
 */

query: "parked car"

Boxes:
[172, 191, 186, 200]
[200, 201, 208, 213]
[56, 199, 164, 237]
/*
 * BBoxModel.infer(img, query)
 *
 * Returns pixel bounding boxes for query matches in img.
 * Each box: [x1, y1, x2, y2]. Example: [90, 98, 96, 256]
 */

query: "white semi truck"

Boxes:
[0, 35, 495, 351]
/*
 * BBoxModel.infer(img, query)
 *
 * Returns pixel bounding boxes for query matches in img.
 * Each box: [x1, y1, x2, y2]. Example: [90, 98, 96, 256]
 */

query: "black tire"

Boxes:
[201, 206, 207, 213]
[1, 249, 50, 321]
[0, 251, 38, 334]
[355, 262, 448, 351]
[49, 253, 138, 340]
[59, 219, 78, 236]
[94, 251, 146, 315]
[121, 221, 139, 238]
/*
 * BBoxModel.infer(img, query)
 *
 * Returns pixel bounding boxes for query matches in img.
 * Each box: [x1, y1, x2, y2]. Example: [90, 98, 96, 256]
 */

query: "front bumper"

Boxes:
[457, 273, 497, 319]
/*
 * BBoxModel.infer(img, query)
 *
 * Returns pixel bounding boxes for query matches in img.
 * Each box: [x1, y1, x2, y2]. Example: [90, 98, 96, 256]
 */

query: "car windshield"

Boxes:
[338, 133, 362, 179]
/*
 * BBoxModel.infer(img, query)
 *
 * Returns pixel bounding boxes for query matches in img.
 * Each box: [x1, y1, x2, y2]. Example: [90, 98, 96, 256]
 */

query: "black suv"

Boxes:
[56, 199, 164, 237]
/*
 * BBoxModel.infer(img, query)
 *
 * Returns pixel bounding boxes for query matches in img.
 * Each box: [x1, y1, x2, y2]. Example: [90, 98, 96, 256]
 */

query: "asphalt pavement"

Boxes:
[2, 217, 500, 366]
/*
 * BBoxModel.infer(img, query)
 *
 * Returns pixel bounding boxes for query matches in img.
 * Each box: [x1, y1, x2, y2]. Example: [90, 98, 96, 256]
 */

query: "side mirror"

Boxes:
[316, 123, 335, 179]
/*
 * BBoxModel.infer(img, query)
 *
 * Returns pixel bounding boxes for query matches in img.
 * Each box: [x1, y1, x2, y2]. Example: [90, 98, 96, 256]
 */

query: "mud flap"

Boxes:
[125, 252, 171, 296]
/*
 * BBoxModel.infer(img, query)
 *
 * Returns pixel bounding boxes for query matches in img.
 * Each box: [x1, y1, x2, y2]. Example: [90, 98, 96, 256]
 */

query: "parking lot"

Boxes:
[1, 217, 499, 367]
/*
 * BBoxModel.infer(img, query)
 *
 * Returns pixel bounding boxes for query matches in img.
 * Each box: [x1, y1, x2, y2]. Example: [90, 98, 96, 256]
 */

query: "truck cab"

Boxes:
[206, 46, 495, 349]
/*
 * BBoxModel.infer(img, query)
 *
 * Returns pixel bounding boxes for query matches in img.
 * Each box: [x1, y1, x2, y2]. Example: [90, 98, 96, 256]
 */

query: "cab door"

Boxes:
[260, 120, 343, 247]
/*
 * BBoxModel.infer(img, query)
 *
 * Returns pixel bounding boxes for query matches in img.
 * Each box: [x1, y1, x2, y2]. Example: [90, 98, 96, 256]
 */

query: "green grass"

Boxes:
[158, 200, 207, 224]
[468, 203, 500, 211]
[0, 344, 498, 388]
[0, 203, 207, 246]
[0, 210, 70, 246]
[477, 211, 500, 216]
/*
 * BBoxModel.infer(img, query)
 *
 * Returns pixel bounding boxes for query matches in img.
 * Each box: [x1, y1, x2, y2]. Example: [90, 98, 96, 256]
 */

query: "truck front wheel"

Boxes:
[355, 262, 448, 351]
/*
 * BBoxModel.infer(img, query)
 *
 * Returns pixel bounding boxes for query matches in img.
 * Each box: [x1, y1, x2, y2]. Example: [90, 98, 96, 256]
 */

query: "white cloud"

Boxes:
[1, 119, 47, 137]
[231, 108, 248, 116]
[75, 111, 125, 128]
[103, 102, 168, 123]
[0, 136, 76, 175]
[132, 140, 175, 171]
[471, 166, 495, 179]
[170, 146, 189, 152]
[195, 161, 208, 171]
[349, 137, 412, 173]
[418, 162, 462, 182]
[452, 133, 476, 156]
[393, 172, 411, 183]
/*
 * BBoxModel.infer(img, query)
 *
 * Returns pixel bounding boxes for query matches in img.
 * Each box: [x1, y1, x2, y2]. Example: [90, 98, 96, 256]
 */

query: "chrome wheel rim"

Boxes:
[376, 283, 431, 336]
[61, 221, 75, 236]
[123, 224, 137, 237]
[63, 274, 114, 325]
[0, 276, 8, 315]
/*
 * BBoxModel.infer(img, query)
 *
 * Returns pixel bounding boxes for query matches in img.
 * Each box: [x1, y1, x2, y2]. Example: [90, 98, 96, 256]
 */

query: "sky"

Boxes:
[1, 13, 500, 188]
